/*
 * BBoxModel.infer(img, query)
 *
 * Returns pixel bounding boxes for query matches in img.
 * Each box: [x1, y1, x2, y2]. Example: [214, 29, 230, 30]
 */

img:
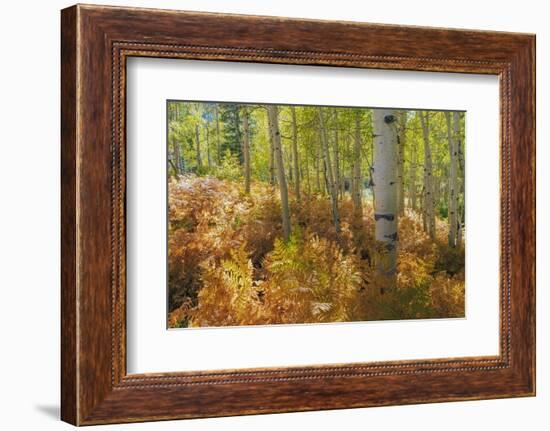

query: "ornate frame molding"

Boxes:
[61, 5, 535, 425]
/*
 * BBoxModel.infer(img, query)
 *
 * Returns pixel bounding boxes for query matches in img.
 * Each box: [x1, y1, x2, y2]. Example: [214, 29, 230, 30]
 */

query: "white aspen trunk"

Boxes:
[206, 127, 211, 167]
[316, 130, 322, 193]
[242, 108, 251, 194]
[267, 105, 291, 241]
[445, 111, 458, 247]
[373, 109, 399, 291]
[420, 186, 428, 232]
[341, 132, 348, 198]
[443, 176, 448, 207]
[195, 124, 202, 169]
[290, 106, 301, 203]
[172, 135, 181, 176]
[433, 175, 440, 209]
[409, 139, 417, 210]
[419, 112, 435, 239]
[333, 111, 341, 201]
[215, 105, 221, 164]
[268, 131, 275, 186]
[287, 147, 293, 182]
[457, 204, 463, 249]
[397, 111, 406, 216]
[318, 108, 341, 233]
[455, 112, 464, 248]
[352, 111, 363, 217]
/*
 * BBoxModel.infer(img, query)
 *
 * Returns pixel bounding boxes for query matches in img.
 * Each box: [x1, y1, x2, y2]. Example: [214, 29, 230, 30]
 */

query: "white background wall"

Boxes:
[0, 0, 546, 429]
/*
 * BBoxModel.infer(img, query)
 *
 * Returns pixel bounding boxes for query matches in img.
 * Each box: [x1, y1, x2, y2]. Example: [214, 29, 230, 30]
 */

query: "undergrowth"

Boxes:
[168, 175, 465, 328]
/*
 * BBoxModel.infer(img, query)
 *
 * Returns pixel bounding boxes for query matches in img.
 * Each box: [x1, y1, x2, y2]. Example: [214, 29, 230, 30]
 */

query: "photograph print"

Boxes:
[167, 101, 466, 329]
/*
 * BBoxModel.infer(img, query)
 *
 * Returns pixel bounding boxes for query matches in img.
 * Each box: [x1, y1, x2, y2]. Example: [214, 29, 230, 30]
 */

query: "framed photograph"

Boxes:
[61, 4, 535, 425]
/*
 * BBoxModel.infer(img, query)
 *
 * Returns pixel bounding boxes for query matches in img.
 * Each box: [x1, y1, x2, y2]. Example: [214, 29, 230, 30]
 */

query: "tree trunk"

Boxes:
[234, 109, 242, 161]
[397, 112, 406, 216]
[445, 111, 459, 247]
[172, 135, 181, 176]
[305, 148, 311, 196]
[287, 148, 293, 182]
[318, 108, 341, 233]
[267, 105, 291, 241]
[373, 109, 399, 292]
[409, 138, 417, 211]
[419, 112, 435, 239]
[322, 156, 329, 196]
[456, 114, 465, 248]
[291, 106, 301, 203]
[315, 131, 322, 193]
[352, 111, 363, 218]
[215, 105, 221, 164]
[242, 108, 251, 194]
[433, 174, 440, 210]
[206, 126, 211, 167]
[195, 124, 202, 169]
[421, 186, 427, 230]
[341, 132, 348, 198]
[333, 110, 341, 201]
[457, 205, 463, 249]
[268, 129, 276, 185]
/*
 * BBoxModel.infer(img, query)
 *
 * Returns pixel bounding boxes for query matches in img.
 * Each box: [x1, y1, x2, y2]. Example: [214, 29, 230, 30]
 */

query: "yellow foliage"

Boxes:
[260, 232, 363, 324]
[168, 175, 465, 328]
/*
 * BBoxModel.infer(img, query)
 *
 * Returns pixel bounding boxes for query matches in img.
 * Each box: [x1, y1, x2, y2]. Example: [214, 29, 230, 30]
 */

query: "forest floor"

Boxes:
[168, 174, 465, 328]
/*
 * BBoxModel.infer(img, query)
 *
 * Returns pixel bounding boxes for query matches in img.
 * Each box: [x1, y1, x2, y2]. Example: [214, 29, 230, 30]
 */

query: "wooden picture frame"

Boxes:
[61, 4, 535, 425]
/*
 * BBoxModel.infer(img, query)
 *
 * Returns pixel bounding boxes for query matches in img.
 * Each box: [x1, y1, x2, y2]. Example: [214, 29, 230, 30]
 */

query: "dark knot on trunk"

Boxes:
[384, 114, 396, 124]
[374, 213, 395, 221]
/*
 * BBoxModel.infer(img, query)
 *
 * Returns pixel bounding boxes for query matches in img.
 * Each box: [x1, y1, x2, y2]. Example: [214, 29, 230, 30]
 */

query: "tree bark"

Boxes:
[290, 106, 301, 203]
[445, 111, 459, 247]
[215, 105, 221, 164]
[397, 111, 406, 216]
[267, 105, 291, 241]
[206, 126, 211, 167]
[195, 124, 202, 169]
[171, 134, 181, 176]
[341, 132, 348, 198]
[242, 108, 251, 194]
[315, 130, 322, 193]
[409, 138, 417, 211]
[318, 108, 341, 233]
[419, 112, 435, 239]
[373, 109, 399, 292]
[268, 128, 276, 185]
[333, 110, 341, 201]
[433, 174, 440, 210]
[456, 114, 465, 248]
[305, 147, 311, 196]
[352, 111, 363, 218]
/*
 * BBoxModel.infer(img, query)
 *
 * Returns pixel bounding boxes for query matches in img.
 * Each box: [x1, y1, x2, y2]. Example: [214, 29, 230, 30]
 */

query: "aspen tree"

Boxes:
[352, 110, 363, 217]
[215, 105, 221, 164]
[195, 124, 202, 169]
[290, 106, 301, 203]
[242, 107, 251, 194]
[206, 127, 211, 167]
[409, 138, 417, 210]
[267, 105, 291, 241]
[318, 108, 341, 233]
[171, 134, 181, 176]
[373, 109, 399, 291]
[445, 111, 459, 247]
[333, 110, 341, 201]
[419, 112, 436, 239]
[397, 111, 406, 215]
[456, 112, 465, 248]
